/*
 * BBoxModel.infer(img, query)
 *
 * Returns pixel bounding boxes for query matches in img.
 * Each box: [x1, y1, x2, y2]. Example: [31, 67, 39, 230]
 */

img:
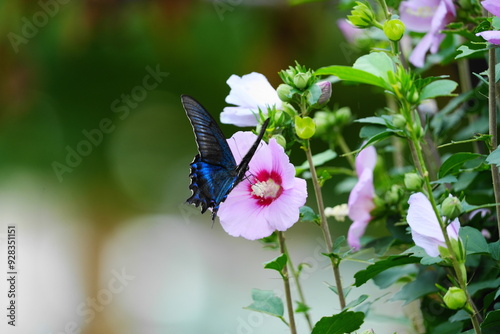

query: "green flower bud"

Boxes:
[392, 114, 406, 129]
[276, 84, 294, 102]
[442, 196, 463, 220]
[313, 111, 334, 136]
[333, 107, 352, 126]
[404, 173, 423, 191]
[385, 185, 403, 205]
[383, 19, 405, 42]
[293, 72, 312, 90]
[407, 86, 420, 105]
[443, 287, 467, 310]
[272, 134, 287, 148]
[295, 116, 316, 139]
[282, 102, 297, 118]
[347, 2, 376, 29]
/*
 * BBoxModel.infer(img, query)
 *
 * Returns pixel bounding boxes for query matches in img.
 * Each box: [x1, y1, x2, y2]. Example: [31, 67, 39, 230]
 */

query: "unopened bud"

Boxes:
[442, 196, 462, 220]
[392, 114, 406, 129]
[383, 19, 405, 42]
[443, 287, 467, 310]
[294, 116, 316, 139]
[277, 84, 294, 102]
[404, 173, 423, 191]
[293, 72, 312, 90]
[316, 81, 332, 105]
[347, 2, 376, 29]
[272, 134, 287, 148]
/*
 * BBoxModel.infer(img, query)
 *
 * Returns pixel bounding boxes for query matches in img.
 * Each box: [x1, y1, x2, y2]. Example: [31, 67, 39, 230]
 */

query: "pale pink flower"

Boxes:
[347, 146, 377, 250]
[407, 192, 460, 257]
[400, 0, 456, 67]
[337, 19, 365, 44]
[476, 1, 500, 45]
[482, 0, 500, 17]
[221, 72, 282, 127]
[218, 132, 307, 240]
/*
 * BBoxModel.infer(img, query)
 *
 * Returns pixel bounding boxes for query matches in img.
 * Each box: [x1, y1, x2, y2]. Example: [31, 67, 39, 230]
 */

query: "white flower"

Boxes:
[325, 204, 349, 222]
[220, 72, 282, 127]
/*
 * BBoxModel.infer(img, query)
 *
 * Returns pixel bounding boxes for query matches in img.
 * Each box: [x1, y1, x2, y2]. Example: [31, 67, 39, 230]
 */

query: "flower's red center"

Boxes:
[249, 170, 283, 206]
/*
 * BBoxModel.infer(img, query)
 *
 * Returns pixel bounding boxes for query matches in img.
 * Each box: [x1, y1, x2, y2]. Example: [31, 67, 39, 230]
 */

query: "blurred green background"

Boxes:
[0, 1, 405, 334]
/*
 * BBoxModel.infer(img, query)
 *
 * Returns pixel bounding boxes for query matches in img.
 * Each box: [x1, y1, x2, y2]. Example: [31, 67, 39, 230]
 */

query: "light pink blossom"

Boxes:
[482, 0, 500, 17]
[218, 132, 307, 240]
[476, 31, 500, 45]
[400, 0, 456, 67]
[347, 146, 377, 250]
[221, 73, 282, 127]
[407, 192, 460, 257]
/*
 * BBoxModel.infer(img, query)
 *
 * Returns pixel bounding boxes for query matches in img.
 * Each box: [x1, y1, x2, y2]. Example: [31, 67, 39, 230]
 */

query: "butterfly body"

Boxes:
[181, 95, 269, 220]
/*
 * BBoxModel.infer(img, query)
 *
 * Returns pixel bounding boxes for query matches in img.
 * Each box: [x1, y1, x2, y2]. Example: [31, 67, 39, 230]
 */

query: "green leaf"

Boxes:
[299, 206, 320, 224]
[455, 45, 488, 60]
[296, 149, 337, 172]
[295, 301, 311, 313]
[355, 116, 388, 126]
[420, 79, 458, 100]
[391, 270, 439, 305]
[311, 310, 364, 334]
[264, 253, 288, 275]
[468, 277, 500, 296]
[481, 310, 500, 329]
[459, 226, 489, 256]
[431, 175, 458, 185]
[354, 255, 421, 287]
[358, 130, 395, 150]
[315, 66, 387, 89]
[352, 52, 395, 84]
[438, 152, 482, 178]
[332, 235, 346, 254]
[344, 294, 368, 310]
[486, 147, 500, 167]
[429, 322, 463, 334]
[373, 264, 418, 289]
[244, 289, 284, 318]
[489, 240, 500, 261]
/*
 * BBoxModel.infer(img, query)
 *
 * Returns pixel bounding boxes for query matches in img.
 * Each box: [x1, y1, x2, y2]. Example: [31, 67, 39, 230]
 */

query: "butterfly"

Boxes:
[181, 95, 270, 221]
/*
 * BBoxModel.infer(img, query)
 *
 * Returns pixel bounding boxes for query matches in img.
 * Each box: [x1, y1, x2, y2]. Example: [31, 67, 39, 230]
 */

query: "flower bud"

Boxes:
[324, 204, 349, 222]
[272, 134, 287, 148]
[295, 116, 316, 139]
[347, 2, 376, 29]
[443, 287, 467, 310]
[293, 72, 312, 90]
[282, 102, 298, 118]
[392, 114, 406, 129]
[333, 107, 352, 126]
[277, 84, 294, 102]
[316, 81, 332, 105]
[385, 185, 403, 205]
[383, 19, 405, 42]
[442, 196, 463, 220]
[404, 173, 423, 191]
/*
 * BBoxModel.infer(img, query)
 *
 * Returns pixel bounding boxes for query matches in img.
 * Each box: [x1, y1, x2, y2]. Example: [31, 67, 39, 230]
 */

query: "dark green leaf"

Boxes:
[354, 255, 421, 287]
[431, 175, 458, 185]
[244, 289, 284, 318]
[438, 153, 482, 178]
[391, 270, 439, 305]
[311, 310, 364, 334]
[429, 322, 463, 334]
[358, 130, 395, 150]
[264, 253, 288, 274]
[373, 264, 418, 289]
[468, 277, 500, 296]
[455, 45, 488, 60]
[459, 226, 489, 256]
[420, 79, 458, 100]
[315, 66, 387, 89]
[489, 240, 500, 261]
[481, 310, 500, 329]
[355, 116, 388, 126]
[296, 149, 337, 172]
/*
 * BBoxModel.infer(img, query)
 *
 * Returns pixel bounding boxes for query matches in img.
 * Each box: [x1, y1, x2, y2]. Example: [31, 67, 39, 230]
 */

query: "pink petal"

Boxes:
[355, 145, 377, 176]
[399, 0, 440, 33]
[268, 138, 297, 189]
[482, 0, 500, 18]
[347, 219, 370, 250]
[266, 179, 307, 231]
[337, 19, 363, 43]
[476, 31, 500, 45]
[348, 170, 375, 223]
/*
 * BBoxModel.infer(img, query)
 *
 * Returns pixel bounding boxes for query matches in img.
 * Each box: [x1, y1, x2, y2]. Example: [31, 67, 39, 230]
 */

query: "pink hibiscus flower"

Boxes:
[347, 146, 377, 250]
[476, 0, 500, 45]
[217, 132, 307, 240]
[407, 192, 461, 257]
[220, 73, 282, 127]
[399, 0, 456, 67]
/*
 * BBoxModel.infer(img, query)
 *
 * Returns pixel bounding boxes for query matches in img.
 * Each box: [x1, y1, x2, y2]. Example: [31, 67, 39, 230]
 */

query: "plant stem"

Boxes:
[408, 121, 482, 333]
[278, 232, 297, 334]
[305, 141, 346, 309]
[281, 237, 313, 330]
[336, 134, 355, 168]
[487, 47, 500, 238]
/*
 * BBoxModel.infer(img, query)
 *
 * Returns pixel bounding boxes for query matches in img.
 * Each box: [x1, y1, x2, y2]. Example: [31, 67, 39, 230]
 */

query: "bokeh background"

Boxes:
[0, 1, 414, 333]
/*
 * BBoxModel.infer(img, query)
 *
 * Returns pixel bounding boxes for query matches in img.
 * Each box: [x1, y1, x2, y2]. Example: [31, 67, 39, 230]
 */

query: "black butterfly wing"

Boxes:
[181, 95, 238, 219]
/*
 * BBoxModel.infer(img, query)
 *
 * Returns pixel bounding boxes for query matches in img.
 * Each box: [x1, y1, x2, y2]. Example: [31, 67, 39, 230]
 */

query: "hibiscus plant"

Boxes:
[192, 1, 500, 333]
